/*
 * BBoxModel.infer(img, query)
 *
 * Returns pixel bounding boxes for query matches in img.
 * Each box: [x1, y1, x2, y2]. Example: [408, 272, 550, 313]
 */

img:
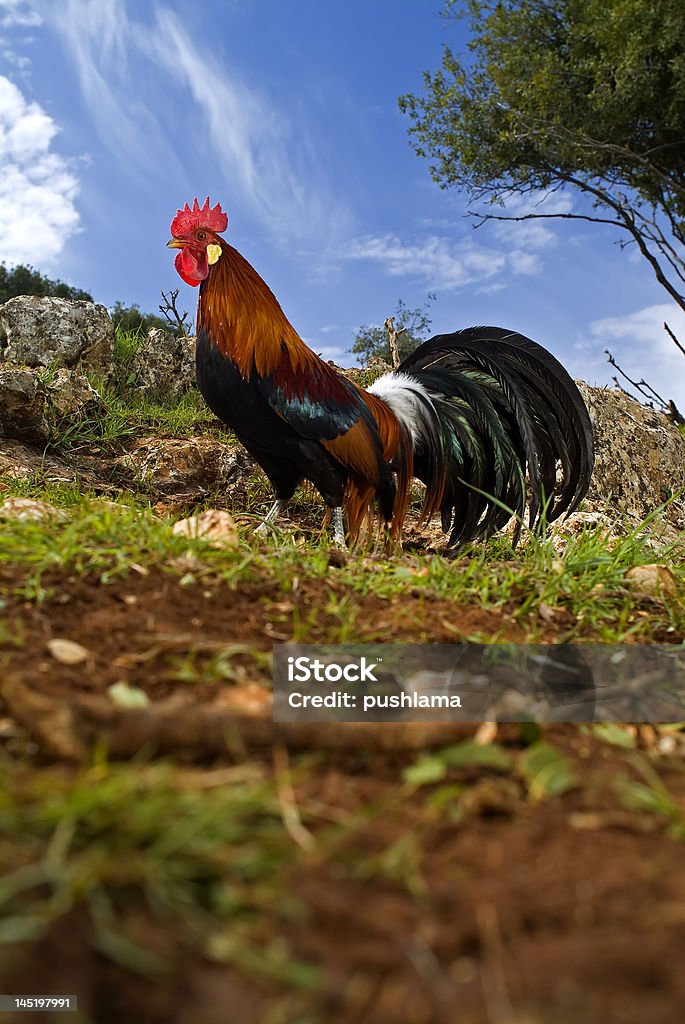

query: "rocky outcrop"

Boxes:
[118, 438, 257, 497]
[44, 368, 107, 422]
[578, 383, 685, 531]
[0, 367, 106, 445]
[130, 329, 196, 397]
[0, 296, 113, 375]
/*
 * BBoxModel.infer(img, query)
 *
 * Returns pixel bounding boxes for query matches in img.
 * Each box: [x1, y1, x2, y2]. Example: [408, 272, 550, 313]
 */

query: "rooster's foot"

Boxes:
[330, 507, 347, 550]
[255, 499, 287, 538]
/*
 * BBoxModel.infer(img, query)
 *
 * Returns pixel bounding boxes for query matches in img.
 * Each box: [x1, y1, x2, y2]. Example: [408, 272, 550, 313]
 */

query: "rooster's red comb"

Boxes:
[170, 197, 228, 237]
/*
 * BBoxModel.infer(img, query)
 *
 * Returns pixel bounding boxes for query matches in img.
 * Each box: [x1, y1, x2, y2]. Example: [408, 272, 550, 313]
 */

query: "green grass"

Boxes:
[0, 754, 321, 988]
[0, 481, 682, 642]
[41, 328, 214, 453]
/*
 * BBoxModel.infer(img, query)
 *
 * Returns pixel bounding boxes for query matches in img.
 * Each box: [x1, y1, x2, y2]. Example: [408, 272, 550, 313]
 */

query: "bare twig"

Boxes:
[605, 348, 685, 424]
[605, 349, 669, 408]
[664, 320, 685, 358]
[159, 288, 192, 337]
[273, 743, 316, 850]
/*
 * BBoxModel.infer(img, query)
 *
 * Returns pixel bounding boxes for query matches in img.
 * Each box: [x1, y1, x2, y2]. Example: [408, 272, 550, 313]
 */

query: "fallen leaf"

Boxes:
[538, 602, 557, 622]
[108, 681, 151, 708]
[47, 638, 90, 665]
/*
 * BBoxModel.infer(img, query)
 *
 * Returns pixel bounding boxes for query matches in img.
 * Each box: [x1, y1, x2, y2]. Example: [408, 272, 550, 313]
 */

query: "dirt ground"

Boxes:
[1, 555, 685, 1023]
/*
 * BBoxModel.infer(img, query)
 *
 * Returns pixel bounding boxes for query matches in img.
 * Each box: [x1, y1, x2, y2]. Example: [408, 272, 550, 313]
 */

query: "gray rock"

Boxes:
[0, 368, 48, 444]
[130, 329, 196, 397]
[45, 368, 106, 422]
[0, 296, 113, 375]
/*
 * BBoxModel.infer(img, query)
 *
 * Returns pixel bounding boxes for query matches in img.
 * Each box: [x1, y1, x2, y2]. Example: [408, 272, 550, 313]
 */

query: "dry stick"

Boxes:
[273, 742, 316, 850]
[662, 323, 685, 424]
[605, 349, 669, 407]
[384, 316, 405, 370]
[605, 342, 685, 425]
[159, 288, 192, 337]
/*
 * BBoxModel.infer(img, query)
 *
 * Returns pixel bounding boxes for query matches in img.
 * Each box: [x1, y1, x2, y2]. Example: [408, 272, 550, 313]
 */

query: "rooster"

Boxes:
[167, 198, 593, 549]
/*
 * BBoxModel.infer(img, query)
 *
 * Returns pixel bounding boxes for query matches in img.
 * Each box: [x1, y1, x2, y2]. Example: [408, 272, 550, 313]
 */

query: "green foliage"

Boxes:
[352, 295, 435, 364]
[0, 263, 92, 304]
[400, 0, 685, 313]
[405, 738, 512, 786]
[110, 301, 171, 337]
[401, 0, 685, 212]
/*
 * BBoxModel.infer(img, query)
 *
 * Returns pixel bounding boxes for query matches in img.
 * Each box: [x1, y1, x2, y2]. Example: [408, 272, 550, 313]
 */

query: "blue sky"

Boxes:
[1, 0, 684, 409]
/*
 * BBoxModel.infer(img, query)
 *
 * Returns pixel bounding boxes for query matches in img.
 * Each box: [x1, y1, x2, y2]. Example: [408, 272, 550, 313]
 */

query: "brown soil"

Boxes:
[1, 558, 685, 1023]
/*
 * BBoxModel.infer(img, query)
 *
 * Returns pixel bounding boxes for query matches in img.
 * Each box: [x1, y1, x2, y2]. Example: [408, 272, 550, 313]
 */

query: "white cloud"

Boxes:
[341, 191, 569, 292]
[1, 48, 31, 71]
[27, 0, 346, 240]
[0, 74, 80, 264]
[340, 232, 541, 291]
[0, 0, 41, 28]
[583, 303, 685, 408]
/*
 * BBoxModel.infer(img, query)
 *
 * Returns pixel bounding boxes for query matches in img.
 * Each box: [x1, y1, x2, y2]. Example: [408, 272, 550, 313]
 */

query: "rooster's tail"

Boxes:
[366, 326, 594, 549]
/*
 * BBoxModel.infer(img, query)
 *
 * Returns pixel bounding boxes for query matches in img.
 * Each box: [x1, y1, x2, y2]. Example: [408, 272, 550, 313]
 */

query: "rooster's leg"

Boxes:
[255, 498, 287, 537]
[330, 507, 346, 549]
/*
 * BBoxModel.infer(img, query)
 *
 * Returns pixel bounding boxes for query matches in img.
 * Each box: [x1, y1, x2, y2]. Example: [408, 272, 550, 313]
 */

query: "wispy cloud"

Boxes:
[0, 74, 80, 264]
[21, 0, 346, 240]
[0, 0, 41, 28]
[340, 232, 540, 291]
[32, 0, 181, 181]
[147, 8, 346, 240]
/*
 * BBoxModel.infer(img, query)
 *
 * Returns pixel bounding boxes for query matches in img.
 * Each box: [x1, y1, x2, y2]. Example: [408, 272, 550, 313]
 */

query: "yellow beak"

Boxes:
[166, 238, 185, 249]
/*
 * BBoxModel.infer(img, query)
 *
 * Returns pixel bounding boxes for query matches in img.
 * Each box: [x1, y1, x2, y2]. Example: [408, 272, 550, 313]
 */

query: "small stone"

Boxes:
[172, 509, 239, 548]
[47, 638, 90, 664]
[625, 564, 678, 598]
[538, 602, 558, 622]
[0, 497, 67, 522]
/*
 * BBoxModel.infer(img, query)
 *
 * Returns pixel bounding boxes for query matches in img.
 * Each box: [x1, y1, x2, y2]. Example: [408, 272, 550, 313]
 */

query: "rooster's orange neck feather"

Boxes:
[198, 241, 313, 379]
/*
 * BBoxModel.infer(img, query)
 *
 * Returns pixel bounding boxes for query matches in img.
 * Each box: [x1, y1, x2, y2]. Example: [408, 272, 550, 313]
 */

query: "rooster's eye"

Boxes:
[197, 231, 207, 241]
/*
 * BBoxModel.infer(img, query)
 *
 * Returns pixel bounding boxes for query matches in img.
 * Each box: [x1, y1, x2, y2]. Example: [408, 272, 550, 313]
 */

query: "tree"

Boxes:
[0, 263, 93, 304]
[399, 0, 685, 318]
[352, 295, 435, 364]
[110, 301, 172, 336]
